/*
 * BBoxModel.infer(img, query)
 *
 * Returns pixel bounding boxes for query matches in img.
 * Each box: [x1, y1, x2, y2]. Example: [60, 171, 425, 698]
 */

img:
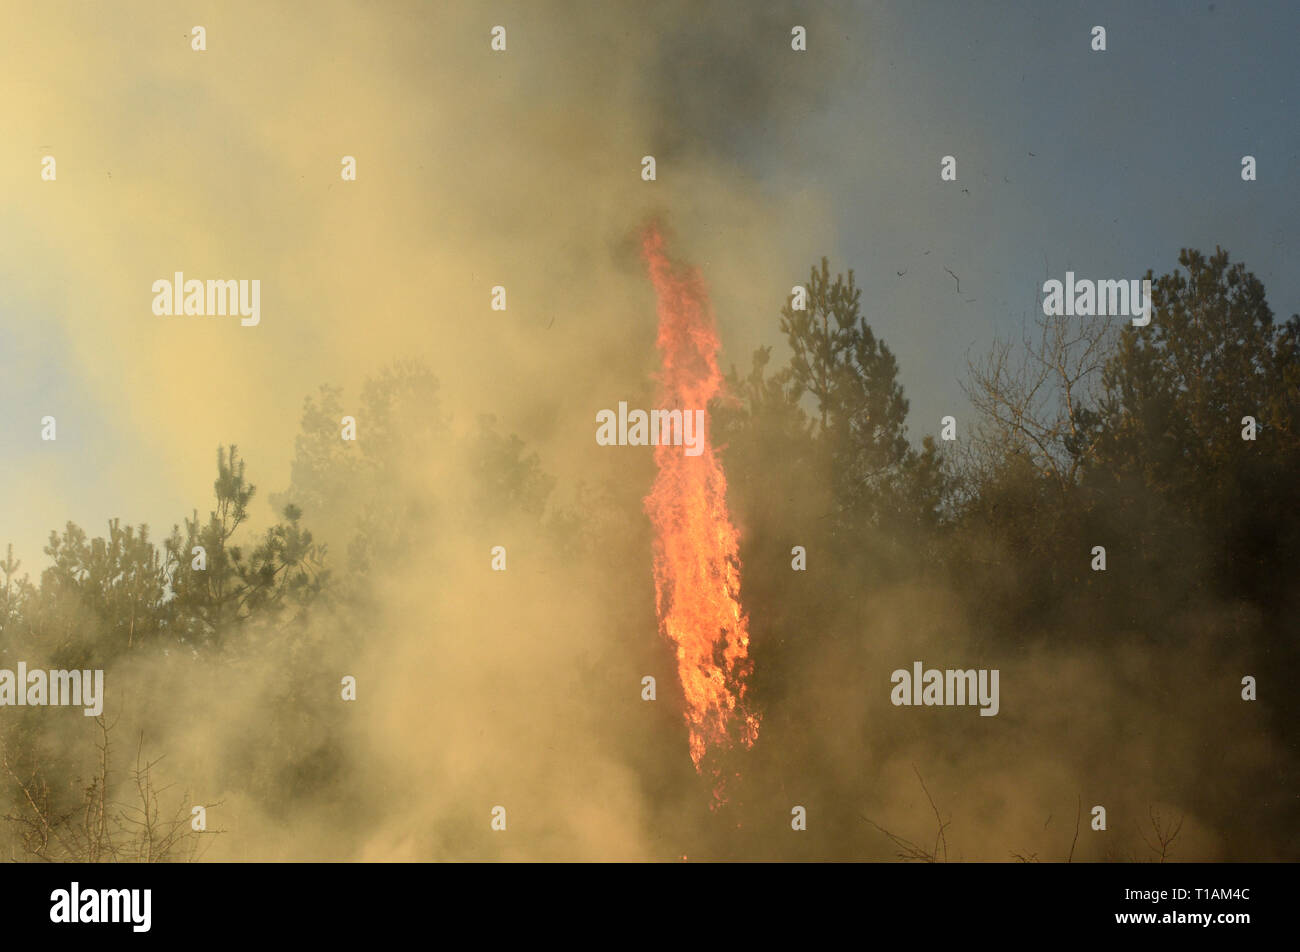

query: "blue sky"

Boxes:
[718, 0, 1299, 442]
[1, 0, 1296, 572]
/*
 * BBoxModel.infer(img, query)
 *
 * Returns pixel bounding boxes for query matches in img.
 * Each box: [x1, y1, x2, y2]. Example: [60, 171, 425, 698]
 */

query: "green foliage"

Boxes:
[161, 446, 327, 646]
[1, 249, 1295, 861]
[779, 258, 920, 531]
[1063, 248, 1300, 608]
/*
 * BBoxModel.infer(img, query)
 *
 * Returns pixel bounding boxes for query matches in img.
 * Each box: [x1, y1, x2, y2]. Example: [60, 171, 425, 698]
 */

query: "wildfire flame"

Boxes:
[641, 225, 760, 794]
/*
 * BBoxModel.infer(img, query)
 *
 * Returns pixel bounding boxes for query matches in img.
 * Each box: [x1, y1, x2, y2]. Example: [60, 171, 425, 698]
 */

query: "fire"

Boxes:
[640, 225, 760, 793]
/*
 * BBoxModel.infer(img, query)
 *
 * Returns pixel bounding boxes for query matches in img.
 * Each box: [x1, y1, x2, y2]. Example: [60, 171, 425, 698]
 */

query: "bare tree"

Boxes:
[2, 717, 221, 862]
[962, 308, 1118, 495]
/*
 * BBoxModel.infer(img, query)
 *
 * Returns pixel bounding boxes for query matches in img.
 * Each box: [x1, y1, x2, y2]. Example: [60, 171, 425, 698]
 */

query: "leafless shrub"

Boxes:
[862, 765, 951, 863]
[2, 716, 222, 862]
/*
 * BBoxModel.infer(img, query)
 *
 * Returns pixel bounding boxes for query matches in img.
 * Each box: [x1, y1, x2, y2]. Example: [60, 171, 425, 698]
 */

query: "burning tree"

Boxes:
[641, 226, 760, 799]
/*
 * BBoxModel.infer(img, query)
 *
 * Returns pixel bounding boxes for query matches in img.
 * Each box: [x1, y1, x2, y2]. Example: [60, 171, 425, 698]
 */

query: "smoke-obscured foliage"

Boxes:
[714, 246, 1298, 862]
[2, 0, 1294, 864]
[1, 246, 1294, 861]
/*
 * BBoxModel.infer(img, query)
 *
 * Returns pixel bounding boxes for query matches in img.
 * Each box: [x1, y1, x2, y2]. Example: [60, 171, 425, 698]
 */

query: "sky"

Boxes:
[1, 0, 1297, 571]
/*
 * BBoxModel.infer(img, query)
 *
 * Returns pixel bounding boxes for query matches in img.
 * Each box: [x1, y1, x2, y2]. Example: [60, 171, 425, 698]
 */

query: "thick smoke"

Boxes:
[0, 1, 1293, 862]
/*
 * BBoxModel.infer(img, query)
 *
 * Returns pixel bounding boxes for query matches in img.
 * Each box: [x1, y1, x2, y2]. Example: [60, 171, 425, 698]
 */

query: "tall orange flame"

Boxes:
[641, 225, 759, 793]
